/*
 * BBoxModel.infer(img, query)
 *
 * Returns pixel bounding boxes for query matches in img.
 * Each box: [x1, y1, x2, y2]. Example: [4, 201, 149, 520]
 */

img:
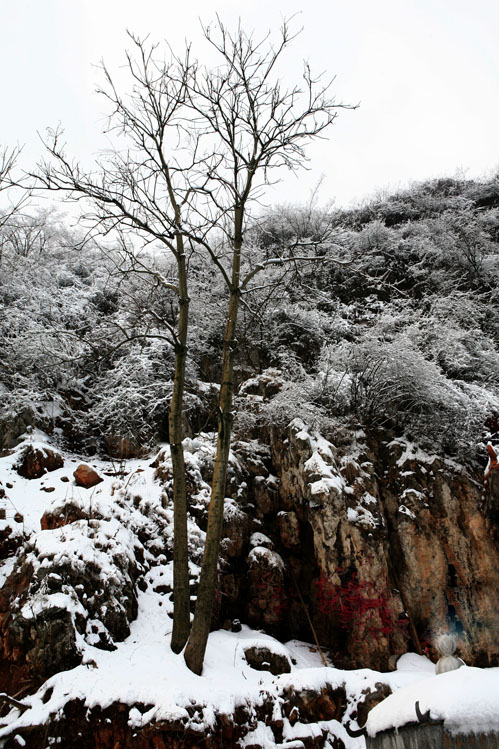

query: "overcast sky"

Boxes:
[1, 0, 498, 210]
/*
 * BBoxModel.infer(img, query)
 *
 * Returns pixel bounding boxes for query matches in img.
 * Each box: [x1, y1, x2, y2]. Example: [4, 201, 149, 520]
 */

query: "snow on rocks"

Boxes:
[291, 419, 345, 504]
[0, 436, 173, 693]
[238, 368, 284, 399]
[15, 443, 64, 480]
[248, 545, 285, 572]
[347, 491, 383, 530]
[0, 616, 459, 749]
[1, 502, 498, 747]
[366, 666, 499, 738]
[0, 430, 498, 746]
[387, 436, 463, 473]
[242, 642, 292, 676]
[249, 531, 274, 550]
[347, 505, 378, 529]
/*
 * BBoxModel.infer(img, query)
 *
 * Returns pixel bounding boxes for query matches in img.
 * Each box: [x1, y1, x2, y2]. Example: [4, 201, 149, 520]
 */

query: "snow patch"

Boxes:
[367, 666, 499, 737]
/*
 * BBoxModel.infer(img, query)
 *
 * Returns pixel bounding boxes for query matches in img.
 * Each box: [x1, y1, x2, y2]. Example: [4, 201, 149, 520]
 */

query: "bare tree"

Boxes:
[35, 19, 352, 672]
[35, 36, 206, 653]
[182, 19, 353, 674]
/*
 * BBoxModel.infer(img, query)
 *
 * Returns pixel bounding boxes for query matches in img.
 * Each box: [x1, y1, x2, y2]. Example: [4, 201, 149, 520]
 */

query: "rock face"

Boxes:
[268, 423, 498, 668]
[149, 414, 499, 670]
[377, 439, 497, 668]
[206, 409, 499, 670]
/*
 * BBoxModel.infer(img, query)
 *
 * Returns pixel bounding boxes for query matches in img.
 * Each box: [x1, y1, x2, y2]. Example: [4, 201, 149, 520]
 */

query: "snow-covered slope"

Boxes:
[1, 434, 498, 747]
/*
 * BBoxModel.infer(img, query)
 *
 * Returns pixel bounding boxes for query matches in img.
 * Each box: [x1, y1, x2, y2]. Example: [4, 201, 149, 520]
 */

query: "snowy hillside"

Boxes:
[1, 436, 497, 747]
[1, 173, 498, 746]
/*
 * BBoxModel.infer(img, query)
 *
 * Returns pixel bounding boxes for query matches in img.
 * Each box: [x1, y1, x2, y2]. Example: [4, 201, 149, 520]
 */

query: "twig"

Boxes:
[0, 693, 29, 713]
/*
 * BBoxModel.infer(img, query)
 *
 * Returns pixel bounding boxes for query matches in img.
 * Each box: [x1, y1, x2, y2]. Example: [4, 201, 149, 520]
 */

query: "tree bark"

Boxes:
[184, 208, 243, 674]
[170, 242, 191, 654]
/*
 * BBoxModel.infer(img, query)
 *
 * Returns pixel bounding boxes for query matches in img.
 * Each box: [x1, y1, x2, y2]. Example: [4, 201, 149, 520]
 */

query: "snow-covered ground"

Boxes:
[1, 433, 498, 747]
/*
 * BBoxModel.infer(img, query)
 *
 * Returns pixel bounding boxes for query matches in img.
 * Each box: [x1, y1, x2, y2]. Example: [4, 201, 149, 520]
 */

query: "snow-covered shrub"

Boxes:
[2, 175, 499, 463]
[248, 203, 337, 254]
[89, 341, 175, 454]
[0, 212, 181, 452]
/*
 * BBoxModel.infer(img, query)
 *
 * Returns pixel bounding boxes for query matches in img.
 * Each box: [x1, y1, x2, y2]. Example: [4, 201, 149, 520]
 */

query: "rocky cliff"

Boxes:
[215, 399, 498, 671]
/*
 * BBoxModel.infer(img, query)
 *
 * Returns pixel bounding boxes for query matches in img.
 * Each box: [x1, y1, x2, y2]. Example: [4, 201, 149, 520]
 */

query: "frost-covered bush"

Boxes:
[0, 213, 111, 378]
[404, 294, 499, 383]
[345, 337, 458, 422]
[255, 327, 498, 458]
[0, 212, 188, 452]
[248, 203, 337, 253]
[2, 175, 499, 461]
[0, 213, 109, 444]
[89, 342, 175, 453]
[0, 212, 176, 450]
[259, 377, 336, 434]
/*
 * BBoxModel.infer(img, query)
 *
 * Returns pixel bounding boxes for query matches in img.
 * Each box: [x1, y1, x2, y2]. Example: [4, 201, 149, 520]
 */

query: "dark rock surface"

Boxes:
[243, 645, 291, 675]
[16, 445, 63, 479]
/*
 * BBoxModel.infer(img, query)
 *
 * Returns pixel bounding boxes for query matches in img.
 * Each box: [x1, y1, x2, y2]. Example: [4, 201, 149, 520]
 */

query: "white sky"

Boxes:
[1, 0, 498, 209]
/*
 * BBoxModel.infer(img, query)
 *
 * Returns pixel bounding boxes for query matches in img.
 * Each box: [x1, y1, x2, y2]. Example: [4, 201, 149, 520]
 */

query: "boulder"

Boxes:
[282, 683, 346, 723]
[243, 645, 291, 675]
[73, 464, 103, 488]
[16, 445, 63, 479]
